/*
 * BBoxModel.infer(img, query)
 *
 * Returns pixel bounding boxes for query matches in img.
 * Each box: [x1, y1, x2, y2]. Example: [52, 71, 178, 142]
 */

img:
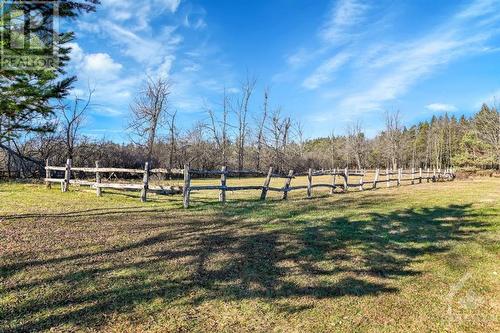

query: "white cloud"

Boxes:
[426, 103, 458, 112]
[456, 0, 498, 19]
[333, 0, 500, 114]
[101, 0, 181, 31]
[184, 15, 207, 30]
[82, 53, 123, 78]
[68, 43, 123, 80]
[320, 0, 369, 44]
[72, 0, 231, 119]
[68, 42, 84, 64]
[160, 0, 181, 13]
[101, 21, 181, 67]
[302, 52, 351, 90]
[66, 43, 140, 117]
[157, 54, 176, 77]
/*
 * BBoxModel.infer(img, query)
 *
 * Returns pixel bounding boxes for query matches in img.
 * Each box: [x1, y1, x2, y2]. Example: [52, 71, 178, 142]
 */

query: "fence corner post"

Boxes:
[219, 166, 227, 204]
[282, 170, 294, 200]
[183, 164, 191, 208]
[260, 167, 273, 200]
[62, 158, 72, 193]
[140, 162, 150, 203]
[307, 168, 313, 199]
[95, 161, 102, 197]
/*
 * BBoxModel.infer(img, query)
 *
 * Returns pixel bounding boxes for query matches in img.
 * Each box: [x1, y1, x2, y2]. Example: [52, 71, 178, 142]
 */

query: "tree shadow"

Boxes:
[0, 196, 490, 332]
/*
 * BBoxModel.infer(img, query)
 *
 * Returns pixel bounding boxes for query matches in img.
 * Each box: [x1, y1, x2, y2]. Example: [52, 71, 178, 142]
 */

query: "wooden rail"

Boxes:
[45, 160, 455, 206]
[180, 166, 455, 208]
[44, 159, 183, 202]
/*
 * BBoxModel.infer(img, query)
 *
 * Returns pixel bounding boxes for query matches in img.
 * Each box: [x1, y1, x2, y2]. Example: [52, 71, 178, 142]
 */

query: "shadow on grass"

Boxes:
[0, 193, 491, 332]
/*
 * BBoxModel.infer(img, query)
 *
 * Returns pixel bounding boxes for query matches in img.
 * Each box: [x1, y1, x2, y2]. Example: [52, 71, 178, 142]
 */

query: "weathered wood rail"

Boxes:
[45, 159, 183, 202]
[45, 159, 455, 207]
[182, 166, 455, 208]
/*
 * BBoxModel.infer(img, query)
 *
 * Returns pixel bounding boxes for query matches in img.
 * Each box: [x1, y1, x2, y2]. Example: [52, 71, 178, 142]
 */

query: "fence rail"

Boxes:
[44, 159, 455, 207]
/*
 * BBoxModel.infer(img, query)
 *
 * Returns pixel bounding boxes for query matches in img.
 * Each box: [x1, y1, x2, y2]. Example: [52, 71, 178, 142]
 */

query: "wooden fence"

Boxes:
[45, 159, 455, 208]
[182, 166, 455, 208]
[44, 159, 183, 202]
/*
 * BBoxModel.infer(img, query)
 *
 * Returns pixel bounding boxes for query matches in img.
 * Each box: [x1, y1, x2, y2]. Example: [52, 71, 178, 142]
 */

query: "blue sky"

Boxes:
[67, 0, 500, 141]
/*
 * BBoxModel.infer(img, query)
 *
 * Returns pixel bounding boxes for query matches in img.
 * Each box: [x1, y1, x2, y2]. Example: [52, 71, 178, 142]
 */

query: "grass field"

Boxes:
[1, 177, 499, 332]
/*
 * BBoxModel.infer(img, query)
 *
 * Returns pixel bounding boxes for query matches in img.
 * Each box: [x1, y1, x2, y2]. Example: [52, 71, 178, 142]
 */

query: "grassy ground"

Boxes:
[0, 177, 499, 332]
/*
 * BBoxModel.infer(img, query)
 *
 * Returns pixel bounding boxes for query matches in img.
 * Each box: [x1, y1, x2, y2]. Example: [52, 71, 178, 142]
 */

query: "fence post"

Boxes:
[411, 167, 415, 185]
[386, 168, 390, 187]
[140, 162, 150, 203]
[183, 164, 191, 208]
[95, 161, 102, 197]
[344, 167, 349, 192]
[419, 168, 423, 184]
[219, 166, 227, 203]
[359, 171, 364, 191]
[307, 168, 313, 199]
[45, 158, 51, 189]
[373, 168, 379, 189]
[260, 167, 273, 200]
[282, 170, 294, 200]
[62, 159, 72, 193]
[330, 168, 337, 194]
[397, 168, 402, 187]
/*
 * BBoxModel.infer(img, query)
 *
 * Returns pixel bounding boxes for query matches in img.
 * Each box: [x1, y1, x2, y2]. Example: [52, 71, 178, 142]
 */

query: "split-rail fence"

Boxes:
[45, 159, 455, 208]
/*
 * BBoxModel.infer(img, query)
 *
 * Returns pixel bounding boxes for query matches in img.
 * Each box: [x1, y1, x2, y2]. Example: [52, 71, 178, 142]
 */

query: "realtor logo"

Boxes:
[0, 1, 60, 70]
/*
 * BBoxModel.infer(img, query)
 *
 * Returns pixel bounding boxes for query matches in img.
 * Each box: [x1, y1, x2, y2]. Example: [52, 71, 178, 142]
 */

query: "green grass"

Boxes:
[0, 178, 499, 332]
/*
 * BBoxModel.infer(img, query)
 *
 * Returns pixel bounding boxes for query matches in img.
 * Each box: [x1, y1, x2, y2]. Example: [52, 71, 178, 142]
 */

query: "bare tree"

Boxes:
[235, 75, 256, 171]
[266, 107, 291, 172]
[329, 131, 336, 169]
[295, 120, 305, 160]
[206, 88, 231, 166]
[255, 87, 269, 170]
[346, 121, 365, 170]
[167, 110, 178, 169]
[129, 76, 171, 164]
[384, 111, 403, 169]
[59, 88, 94, 160]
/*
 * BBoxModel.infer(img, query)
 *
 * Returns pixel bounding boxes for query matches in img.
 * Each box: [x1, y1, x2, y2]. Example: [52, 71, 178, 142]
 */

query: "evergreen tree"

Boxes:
[0, 0, 100, 143]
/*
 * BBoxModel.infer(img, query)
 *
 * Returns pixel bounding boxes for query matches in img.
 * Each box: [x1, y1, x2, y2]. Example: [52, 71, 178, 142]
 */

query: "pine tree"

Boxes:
[0, 0, 100, 143]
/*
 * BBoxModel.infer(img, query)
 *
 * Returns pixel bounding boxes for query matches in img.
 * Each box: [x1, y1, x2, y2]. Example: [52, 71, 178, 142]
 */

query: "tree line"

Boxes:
[0, 1, 498, 178]
[1, 75, 498, 178]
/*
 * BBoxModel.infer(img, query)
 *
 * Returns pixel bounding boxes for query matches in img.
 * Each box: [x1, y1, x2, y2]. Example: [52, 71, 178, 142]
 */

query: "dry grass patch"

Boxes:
[0, 178, 499, 332]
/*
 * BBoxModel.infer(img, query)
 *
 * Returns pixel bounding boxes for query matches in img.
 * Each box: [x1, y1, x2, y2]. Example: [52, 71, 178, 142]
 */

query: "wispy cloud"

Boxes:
[331, 0, 500, 114]
[73, 0, 237, 118]
[102, 0, 181, 31]
[319, 0, 369, 45]
[302, 52, 351, 89]
[284, 0, 369, 70]
[426, 103, 458, 112]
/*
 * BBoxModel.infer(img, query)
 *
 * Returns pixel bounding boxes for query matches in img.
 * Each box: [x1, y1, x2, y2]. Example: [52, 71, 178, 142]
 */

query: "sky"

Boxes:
[67, 0, 500, 141]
